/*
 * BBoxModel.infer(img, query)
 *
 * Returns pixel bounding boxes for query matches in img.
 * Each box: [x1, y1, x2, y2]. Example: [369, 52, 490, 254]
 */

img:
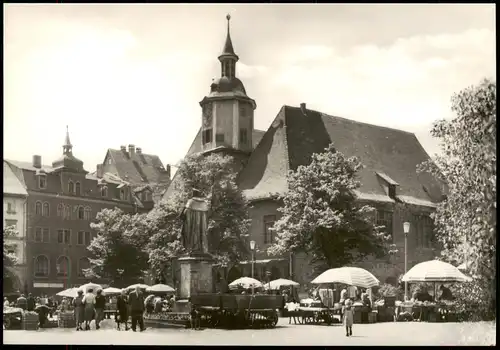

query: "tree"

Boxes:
[3, 226, 19, 292]
[86, 208, 150, 287]
[418, 78, 496, 319]
[268, 144, 390, 270]
[147, 152, 251, 277]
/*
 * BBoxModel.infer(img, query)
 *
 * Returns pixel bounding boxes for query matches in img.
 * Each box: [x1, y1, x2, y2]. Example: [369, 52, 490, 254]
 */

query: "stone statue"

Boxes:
[180, 188, 210, 254]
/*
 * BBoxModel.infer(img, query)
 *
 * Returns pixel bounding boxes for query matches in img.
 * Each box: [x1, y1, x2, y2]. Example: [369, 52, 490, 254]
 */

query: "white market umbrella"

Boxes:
[311, 267, 380, 289]
[457, 262, 470, 271]
[56, 287, 80, 298]
[146, 284, 175, 294]
[125, 283, 150, 292]
[79, 282, 102, 293]
[102, 287, 122, 296]
[402, 260, 473, 283]
[266, 278, 300, 290]
[229, 277, 263, 289]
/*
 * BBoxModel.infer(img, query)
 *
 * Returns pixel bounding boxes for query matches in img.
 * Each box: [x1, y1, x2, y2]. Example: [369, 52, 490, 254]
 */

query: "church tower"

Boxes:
[199, 14, 257, 159]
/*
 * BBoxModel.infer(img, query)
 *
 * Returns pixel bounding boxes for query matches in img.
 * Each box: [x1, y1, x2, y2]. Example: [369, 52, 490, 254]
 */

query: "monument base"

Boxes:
[178, 252, 214, 300]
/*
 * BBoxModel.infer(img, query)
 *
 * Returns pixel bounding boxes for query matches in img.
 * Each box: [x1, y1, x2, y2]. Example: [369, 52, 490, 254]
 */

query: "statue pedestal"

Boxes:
[178, 253, 213, 300]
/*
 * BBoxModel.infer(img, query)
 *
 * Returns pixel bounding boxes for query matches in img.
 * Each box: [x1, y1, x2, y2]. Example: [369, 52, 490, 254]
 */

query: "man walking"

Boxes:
[27, 293, 35, 311]
[94, 289, 106, 330]
[128, 286, 145, 332]
[116, 290, 129, 331]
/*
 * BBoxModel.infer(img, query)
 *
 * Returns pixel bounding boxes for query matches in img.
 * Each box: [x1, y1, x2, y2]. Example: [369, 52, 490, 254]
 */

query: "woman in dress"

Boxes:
[73, 290, 85, 331]
[83, 288, 96, 331]
[343, 299, 354, 337]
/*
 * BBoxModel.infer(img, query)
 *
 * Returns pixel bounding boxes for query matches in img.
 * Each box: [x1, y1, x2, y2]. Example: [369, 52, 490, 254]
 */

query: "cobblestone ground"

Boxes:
[3, 318, 496, 346]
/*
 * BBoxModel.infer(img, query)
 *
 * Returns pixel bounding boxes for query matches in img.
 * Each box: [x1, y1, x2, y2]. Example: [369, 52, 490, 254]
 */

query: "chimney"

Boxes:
[128, 144, 136, 158]
[136, 147, 142, 155]
[32, 155, 42, 169]
[96, 164, 103, 178]
[300, 103, 307, 115]
[166, 164, 171, 179]
[120, 145, 127, 152]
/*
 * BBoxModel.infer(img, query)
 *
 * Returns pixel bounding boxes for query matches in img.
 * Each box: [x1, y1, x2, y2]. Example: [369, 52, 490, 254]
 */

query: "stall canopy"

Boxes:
[102, 287, 122, 296]
[146, 284, 175, 294]
[125, 283, 150, 292]
[265, 278, 300, 290]
[79, 283, 102, 293]
[311, 267, 380, 289]
[56, 287, 80, 298]
[402, 260, 472, 283]
[228, 277, 263, 289]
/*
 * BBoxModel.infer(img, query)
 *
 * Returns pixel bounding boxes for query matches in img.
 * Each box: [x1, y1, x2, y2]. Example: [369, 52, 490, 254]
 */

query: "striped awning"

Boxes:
[402, 260, 472, 283]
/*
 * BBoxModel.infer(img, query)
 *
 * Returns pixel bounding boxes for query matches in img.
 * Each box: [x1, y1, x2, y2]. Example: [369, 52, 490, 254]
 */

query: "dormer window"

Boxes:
[68, 181, 74, 194]
[120, 188, 125, 200]
[100, 186, 108, 197]
[38, 175, 47, 189]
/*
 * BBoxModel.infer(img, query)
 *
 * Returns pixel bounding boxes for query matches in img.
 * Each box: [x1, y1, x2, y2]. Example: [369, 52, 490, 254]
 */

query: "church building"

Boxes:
[164, 15, 446, 290]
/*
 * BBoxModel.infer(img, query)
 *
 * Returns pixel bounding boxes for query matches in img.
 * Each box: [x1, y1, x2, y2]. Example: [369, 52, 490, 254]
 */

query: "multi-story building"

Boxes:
[95, 144, 171, 212]
[163, 16, 446, 290]
[3, 161, 29, 293]
[5, 128, 140, 296]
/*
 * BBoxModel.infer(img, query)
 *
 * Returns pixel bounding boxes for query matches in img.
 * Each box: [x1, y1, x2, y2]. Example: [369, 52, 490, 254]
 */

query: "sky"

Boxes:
[4, 4, 496, 173]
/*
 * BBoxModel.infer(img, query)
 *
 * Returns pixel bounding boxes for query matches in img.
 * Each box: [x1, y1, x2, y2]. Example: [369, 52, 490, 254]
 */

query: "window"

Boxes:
[5, 219, 17, 229]
[43, 202, 50, 217]
[38, 175, 47, 189]
[64, 205, 71, 220]
[202, 129, 213, 144]
[7, 202, 15, 214]
[68, 181, 74, 194]
[100, 186, 108, 197]
[56, 256, 70, 276]
[35, 201, 42, 215]
[239, 129, 248, 145]
[57, 229, 71, 244]
[78, 257, 90, 277]
[77, 231, 84, 245]
[78, 206, 85, 220]
[84, 207, 92, 220]
[239, 104, 246, 118]
[34, 255, 49, 277]
[108, 158, 112, 165]
[35, 227, 43, 242]
[263, 215, 277, 244]
[57, 204, 64, 217]
[215, 133, 225, 143]
[413, 214, 433, 248]
[43, 228, 49, 242]
[85, 231, 91, 245]
[75, 182, 81, 196]
[376, 210, 394, 238]
[120, 189, 125, 200]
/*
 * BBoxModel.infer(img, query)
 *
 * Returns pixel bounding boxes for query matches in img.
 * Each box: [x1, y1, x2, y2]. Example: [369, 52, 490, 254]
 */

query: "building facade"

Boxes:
[5, 129, 138, 296]
[3, 161, 29, 292]
[163, 16, 446, 290]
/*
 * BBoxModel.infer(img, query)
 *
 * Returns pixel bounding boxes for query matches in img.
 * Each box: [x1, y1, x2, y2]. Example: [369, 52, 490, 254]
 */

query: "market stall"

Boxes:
[399, 259, 471, 322]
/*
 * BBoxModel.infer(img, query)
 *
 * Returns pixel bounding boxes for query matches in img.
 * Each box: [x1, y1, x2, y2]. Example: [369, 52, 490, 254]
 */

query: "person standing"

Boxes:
[83, 289, 96, 331]
[73, 290, 85, 331]
[26, 293, 35, 312]
[128, 286, 145, 332]
[94, 290, 105, 330]
[16, 294, 27, 311]
[116, 290, 129, 331]
[343, 299, 354, 337]
[4, 297, 10, 307]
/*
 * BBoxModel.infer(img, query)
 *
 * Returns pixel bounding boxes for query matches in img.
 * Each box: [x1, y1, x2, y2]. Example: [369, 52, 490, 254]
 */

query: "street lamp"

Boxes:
[403, 222, 411, 301]
[250, 240, 256, 295]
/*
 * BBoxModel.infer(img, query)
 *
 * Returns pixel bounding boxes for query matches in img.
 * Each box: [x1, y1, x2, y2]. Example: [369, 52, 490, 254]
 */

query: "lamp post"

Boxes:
[250, 240, 256, 295]
[403, 222, 411, 301]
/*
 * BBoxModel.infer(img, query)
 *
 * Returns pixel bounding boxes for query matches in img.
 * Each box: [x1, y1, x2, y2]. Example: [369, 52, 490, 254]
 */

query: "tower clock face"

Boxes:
[203, 104, 213, 128]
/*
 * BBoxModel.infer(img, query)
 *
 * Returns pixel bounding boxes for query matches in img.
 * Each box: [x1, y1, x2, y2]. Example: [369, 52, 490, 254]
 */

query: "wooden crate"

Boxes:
[22, 312, 39, 331]
[368, 311, 377, 323]
[58, 312, 76, 328]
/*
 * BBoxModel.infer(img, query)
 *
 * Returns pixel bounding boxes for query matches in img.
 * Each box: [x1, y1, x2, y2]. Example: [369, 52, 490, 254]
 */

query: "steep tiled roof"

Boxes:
[3, 161, 28, 196]
[238, 105, 445, 203]
[106, 149, 169, 186]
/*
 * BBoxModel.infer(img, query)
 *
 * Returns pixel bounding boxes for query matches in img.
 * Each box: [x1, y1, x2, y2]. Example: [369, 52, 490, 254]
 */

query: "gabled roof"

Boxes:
[162, 128, 266, 201]
[3, 161, 28, 196]
[105, 149, 169, 186]
[238, 105, 445, 203]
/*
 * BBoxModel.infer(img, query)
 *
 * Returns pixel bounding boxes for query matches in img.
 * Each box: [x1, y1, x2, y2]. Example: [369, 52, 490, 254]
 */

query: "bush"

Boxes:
[374, 283, 404, 300]
[450, 281, 496, 322]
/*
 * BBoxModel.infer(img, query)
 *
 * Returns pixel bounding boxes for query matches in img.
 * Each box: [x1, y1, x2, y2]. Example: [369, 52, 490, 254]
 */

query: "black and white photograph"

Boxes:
[3, 3, 496, 346]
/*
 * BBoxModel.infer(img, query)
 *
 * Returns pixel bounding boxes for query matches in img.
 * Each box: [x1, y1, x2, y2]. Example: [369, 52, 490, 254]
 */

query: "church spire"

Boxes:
[218, 14, 239, 78]
[63, 125, 73, 156]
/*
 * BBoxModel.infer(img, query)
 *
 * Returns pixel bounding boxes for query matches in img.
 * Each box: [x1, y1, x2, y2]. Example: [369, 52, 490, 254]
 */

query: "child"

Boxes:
[343, 299, 354, 337]
[190, 305, 200, 330]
